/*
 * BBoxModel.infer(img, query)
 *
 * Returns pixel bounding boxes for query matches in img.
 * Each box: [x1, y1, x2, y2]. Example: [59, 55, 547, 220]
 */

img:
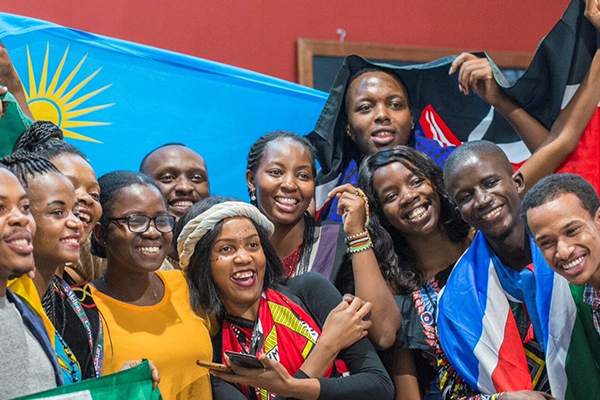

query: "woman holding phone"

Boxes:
[178, 196, 393, 400]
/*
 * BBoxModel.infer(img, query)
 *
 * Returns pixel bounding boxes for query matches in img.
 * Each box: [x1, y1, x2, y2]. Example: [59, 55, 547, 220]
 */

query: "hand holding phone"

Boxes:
[225, 351, 265, 369]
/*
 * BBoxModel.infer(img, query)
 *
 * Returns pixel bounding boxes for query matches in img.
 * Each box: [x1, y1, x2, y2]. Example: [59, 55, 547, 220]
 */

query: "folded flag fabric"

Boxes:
[437, 231, 600, 400]
[0, 90, 33, 156]
[309, 0, 600, 213]
[15, 360, 161, 400]
[0, 13, 328, 200]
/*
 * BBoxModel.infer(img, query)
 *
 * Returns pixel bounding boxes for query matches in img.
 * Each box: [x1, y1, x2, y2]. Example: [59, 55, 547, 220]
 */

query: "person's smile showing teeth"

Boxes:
[480, 205, 503, 221]
[137, 246, 161, 254]
[560, 255, 585, 272]
[274, 196, 300, 213]
[60, 234, 80, 249]
[231, 269, 257, 288]
[5, 232, 34, 255]
[405, 204, 429, 222]
[371, 129, 397, 146]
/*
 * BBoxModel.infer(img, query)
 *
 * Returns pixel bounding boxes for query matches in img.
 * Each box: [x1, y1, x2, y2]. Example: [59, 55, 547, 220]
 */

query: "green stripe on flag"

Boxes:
[564, 285, 600, 400]
[15, 360, 162, 400]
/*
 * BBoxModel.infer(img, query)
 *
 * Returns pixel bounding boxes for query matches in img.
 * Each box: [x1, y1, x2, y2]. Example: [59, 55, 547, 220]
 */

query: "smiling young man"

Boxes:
[140, 143, 210, 220]
[523, 173, 600, 336]
[0, 167, 62, 399]
[140, 143, 210, 270]
[440, 141, 600, 400]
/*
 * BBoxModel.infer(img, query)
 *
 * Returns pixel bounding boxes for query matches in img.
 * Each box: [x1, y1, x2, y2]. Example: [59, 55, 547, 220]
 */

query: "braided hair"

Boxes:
[91, 171, 165, 258]
[0, 150, 61, 188]
[12, 120, 87, 161]
[246, 130, 317, 204]
[246, 131, 317, 276]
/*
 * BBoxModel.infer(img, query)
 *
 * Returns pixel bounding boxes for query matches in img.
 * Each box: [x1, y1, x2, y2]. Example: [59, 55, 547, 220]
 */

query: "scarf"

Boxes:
[222, 289, 348, 400]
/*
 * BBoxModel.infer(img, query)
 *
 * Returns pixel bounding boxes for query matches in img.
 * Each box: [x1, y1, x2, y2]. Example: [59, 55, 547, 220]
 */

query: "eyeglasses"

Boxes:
[108, 214, 176, 234]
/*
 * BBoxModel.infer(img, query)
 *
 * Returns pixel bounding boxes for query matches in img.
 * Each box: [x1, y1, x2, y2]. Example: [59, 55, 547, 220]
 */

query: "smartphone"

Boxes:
[196, 359, 231, 372]
[224, 351, 264, 369]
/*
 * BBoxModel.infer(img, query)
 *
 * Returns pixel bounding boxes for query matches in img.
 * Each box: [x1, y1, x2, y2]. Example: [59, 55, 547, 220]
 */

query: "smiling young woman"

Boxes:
[13, 121, 105, 283]
[1, 151, 91, 384]
[177, 197, 393, 400]
[245, 131, 353, 292]
[89, 171, 213, 400]
[356, 146, 472, 400]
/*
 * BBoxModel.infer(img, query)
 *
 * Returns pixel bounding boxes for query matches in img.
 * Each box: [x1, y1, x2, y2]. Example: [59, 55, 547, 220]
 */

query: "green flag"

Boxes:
[15, 361, 162, 400]
[0, 90, 32, 157]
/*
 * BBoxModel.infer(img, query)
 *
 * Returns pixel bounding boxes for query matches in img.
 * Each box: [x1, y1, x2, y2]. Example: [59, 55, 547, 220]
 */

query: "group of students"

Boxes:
[2, 2, 600, 400]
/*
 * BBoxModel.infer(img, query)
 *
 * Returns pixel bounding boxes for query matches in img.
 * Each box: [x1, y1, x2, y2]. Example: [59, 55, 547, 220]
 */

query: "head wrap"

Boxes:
[177, 201, 274, 270]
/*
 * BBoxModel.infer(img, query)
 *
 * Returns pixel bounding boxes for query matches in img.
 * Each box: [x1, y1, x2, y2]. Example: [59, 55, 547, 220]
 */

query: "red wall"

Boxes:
[1, 0, 569, 83]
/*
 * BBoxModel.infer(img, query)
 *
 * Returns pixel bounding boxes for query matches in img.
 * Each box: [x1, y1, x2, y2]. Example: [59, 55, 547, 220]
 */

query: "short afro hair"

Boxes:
[522, 173, 600, 224]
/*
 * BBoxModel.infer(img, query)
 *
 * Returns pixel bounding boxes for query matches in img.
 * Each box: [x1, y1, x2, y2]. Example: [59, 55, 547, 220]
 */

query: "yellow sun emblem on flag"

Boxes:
[24, 42, 114, 143]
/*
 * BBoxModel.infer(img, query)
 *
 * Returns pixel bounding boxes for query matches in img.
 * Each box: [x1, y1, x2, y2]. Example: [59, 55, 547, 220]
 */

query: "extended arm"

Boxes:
[514, 0, 600, 196]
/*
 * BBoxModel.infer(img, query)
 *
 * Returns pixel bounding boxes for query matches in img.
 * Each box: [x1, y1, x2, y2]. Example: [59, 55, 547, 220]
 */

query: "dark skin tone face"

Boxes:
[142, 145, 209, 220]
[0, 169, 36, 294]
[246, 139, 315, 228]
[447, 153, 523, 240]
[446, 152, 530, 270]
[345, 71, 413, 156]
[28, 173, 83, 270]
[210, 217, 266, 321]
[528, 193, 600, 289]
[373, 161, 442, 239]
[52, 153, 101, 242]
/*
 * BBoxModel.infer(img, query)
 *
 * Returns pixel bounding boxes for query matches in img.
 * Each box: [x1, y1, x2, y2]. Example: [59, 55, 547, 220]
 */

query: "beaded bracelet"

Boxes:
[346, 230, 373, 254]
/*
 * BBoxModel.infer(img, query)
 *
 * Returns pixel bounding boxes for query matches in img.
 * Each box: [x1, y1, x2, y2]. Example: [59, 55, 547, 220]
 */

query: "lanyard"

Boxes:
[59, 279, 104, 377]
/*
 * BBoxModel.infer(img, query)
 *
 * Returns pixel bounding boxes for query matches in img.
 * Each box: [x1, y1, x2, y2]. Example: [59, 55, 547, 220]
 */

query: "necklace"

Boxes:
[101, 274, 158, 303]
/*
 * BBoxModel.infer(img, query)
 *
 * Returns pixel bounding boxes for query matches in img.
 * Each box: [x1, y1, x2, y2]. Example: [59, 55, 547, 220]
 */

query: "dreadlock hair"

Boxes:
[359, 146, 470, 295]
[12, 120, 87, 161]
[91, 171, 166, 258]
[245, 131, 317, 275]
[0, 151, 61, 188]
[177, 196, 285, 318]
[139, 142, 187, 173]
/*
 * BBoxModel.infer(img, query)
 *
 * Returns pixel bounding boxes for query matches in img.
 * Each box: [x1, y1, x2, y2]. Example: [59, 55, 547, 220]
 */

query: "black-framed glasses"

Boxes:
[108, 214, 176, 233]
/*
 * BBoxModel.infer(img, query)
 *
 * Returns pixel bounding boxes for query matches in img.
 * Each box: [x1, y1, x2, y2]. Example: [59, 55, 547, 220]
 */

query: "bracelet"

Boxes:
[348, 241, 373, 254]
[347, 230, 370, 240]
[346, 230, 373, 254]
[354, 188, 370, 229]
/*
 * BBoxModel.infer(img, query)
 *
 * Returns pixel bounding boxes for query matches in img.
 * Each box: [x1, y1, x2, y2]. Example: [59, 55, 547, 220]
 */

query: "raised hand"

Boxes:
[449, 52, 509, 108]
[328, 183, 367, 237]
[585, 0, 600, 31]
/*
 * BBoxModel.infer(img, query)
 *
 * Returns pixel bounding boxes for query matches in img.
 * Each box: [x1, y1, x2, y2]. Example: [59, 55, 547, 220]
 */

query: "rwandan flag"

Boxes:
[310, 0, 600, 206]
[0, 13, 328, 200]
[437, 232, 600, 400]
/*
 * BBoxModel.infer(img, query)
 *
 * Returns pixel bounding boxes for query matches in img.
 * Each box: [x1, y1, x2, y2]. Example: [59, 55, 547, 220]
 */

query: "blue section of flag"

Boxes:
[0, 12, 328, 200]
[437, 232, 489, 389]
